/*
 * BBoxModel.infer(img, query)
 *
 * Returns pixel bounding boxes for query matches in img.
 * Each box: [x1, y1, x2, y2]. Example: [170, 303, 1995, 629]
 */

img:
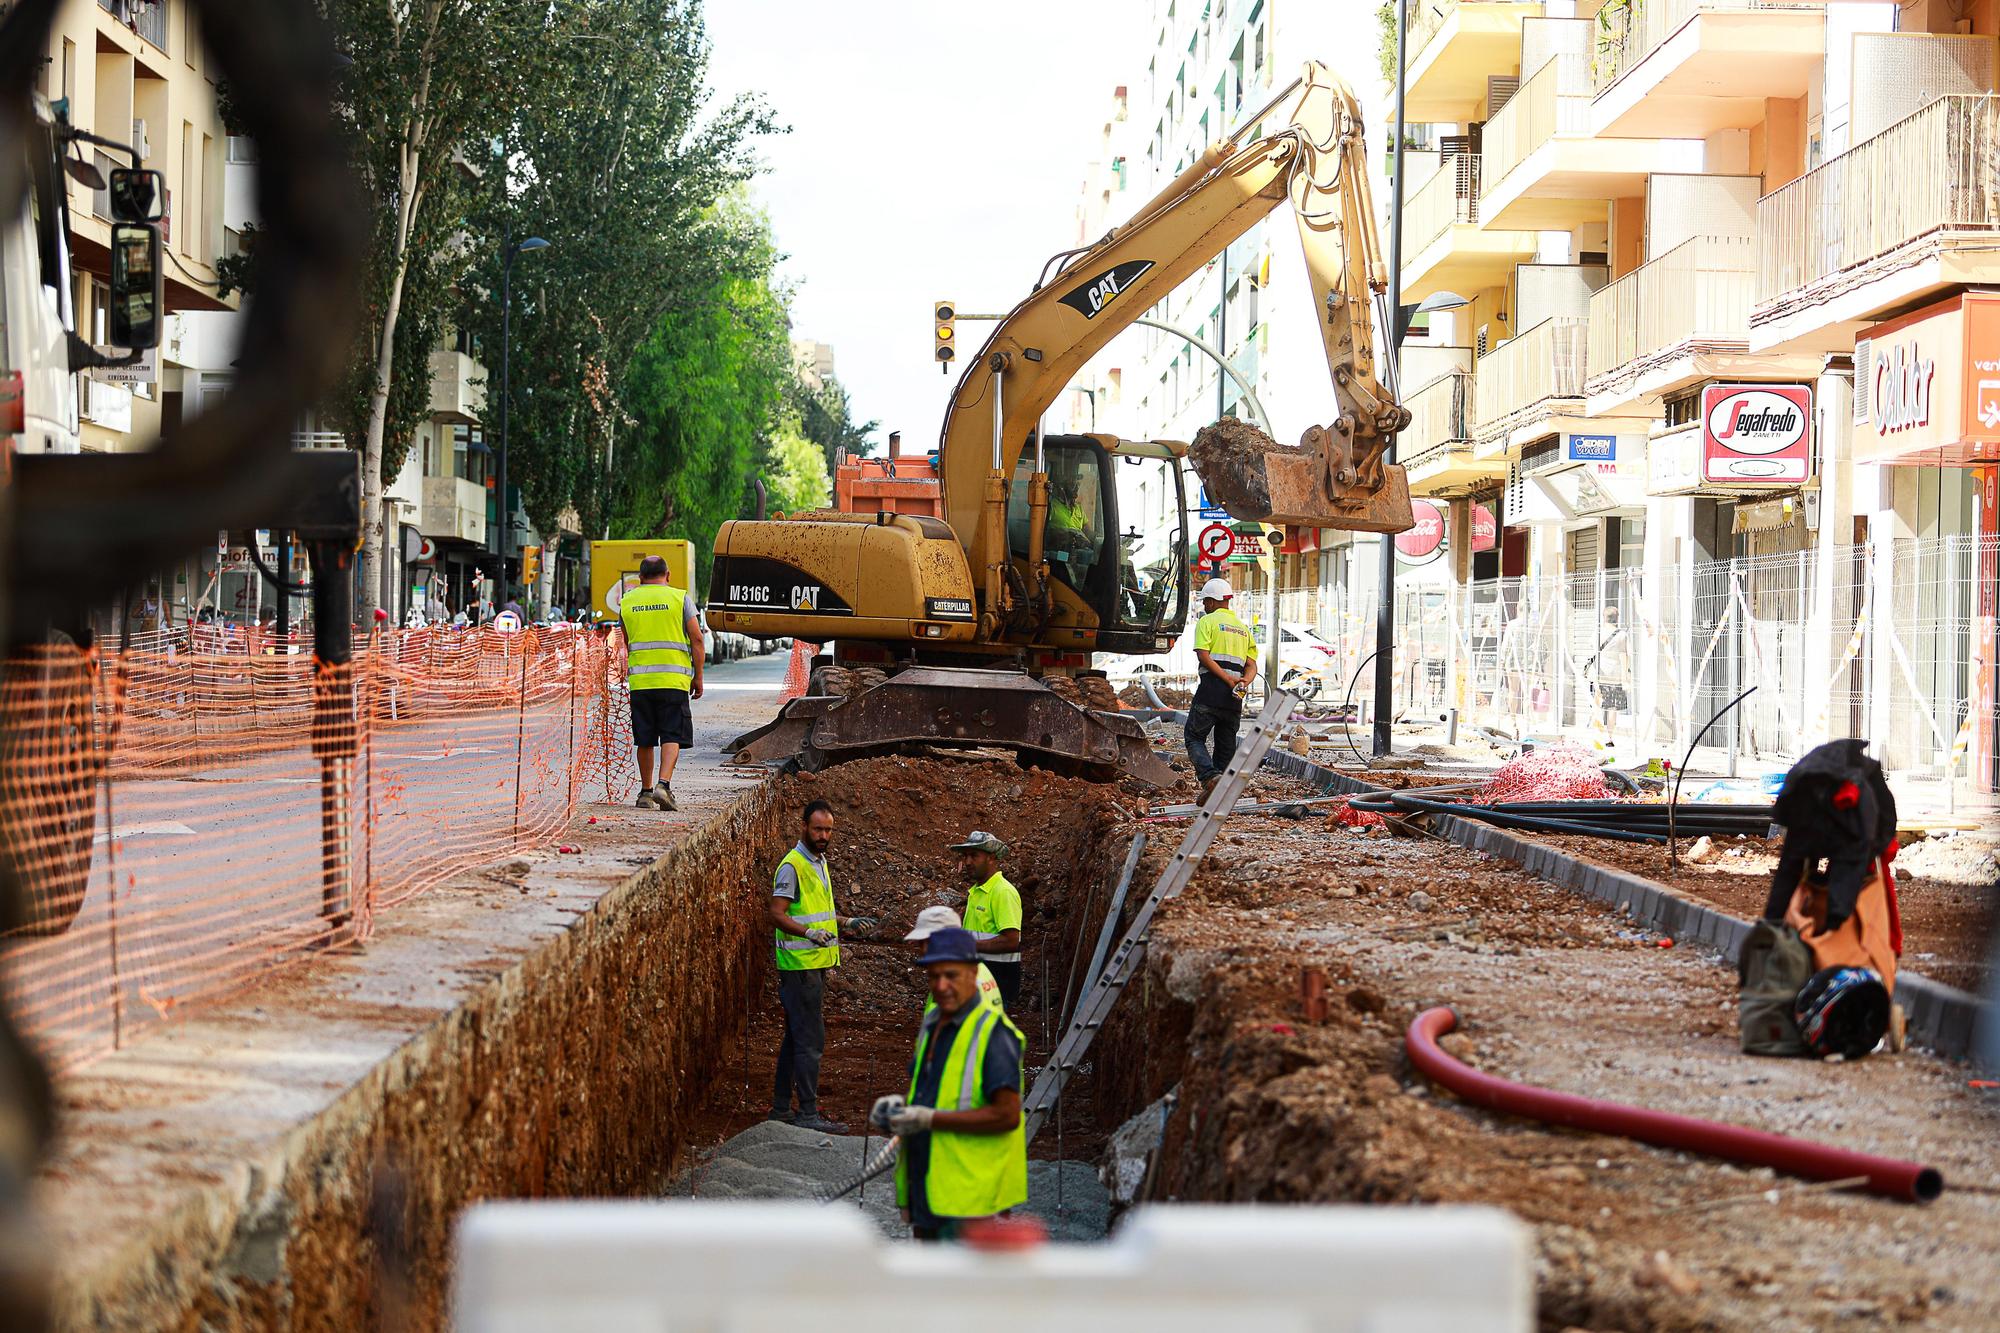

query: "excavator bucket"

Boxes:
[725, 667, 1177, 786]
[1189, 417, 1415, 534]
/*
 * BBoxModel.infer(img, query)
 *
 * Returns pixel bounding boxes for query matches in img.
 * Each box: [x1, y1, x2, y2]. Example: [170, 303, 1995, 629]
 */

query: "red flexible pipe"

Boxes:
[1406, 1007, 1943, 1204]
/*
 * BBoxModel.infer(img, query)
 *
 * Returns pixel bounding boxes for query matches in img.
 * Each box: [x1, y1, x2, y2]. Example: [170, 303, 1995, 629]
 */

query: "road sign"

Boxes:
[1197, 522, 1236, 563]
[1226, 530, 1268, 564]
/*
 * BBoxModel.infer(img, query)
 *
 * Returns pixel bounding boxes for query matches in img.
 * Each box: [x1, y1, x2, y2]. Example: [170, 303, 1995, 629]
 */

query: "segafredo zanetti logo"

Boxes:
[1701, 384, 1812, 483]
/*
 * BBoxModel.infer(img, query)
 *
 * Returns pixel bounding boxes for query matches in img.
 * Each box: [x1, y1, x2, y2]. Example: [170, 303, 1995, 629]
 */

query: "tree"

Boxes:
[463, 0, 778, 569]
[762, 416, 832, 516]
[319, 0, 548, 616]
[788, 372, 878, 474]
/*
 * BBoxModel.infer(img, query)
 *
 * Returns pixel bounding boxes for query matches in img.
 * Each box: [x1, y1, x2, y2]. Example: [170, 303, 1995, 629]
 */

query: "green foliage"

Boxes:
[762, 416, 832, 516]
[788, 373, 878, 474]
[1377, 1, 1399, 93]
[463, 0, 779, 550]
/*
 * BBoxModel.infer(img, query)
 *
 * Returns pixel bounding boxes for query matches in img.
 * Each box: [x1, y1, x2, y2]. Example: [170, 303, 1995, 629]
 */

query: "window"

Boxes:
[201, 132, 216, 264]
[179, 121, 194, 256]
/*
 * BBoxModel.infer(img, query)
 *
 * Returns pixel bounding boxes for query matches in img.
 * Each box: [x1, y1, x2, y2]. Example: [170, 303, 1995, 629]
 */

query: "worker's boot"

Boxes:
[652, 781, 678, 812]
[636, 788, 660, 809]
[792, 1111, 849, 1134]
[1200, 774, 1220, 804]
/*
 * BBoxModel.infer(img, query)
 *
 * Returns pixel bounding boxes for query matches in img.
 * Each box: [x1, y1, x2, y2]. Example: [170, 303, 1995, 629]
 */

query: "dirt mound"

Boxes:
[1118, 682, 1191, 708]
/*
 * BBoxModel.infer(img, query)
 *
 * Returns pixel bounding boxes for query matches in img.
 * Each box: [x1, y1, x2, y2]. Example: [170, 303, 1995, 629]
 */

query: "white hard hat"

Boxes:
[903, 905, 963, 941]
[1199, 577, 1234, 602]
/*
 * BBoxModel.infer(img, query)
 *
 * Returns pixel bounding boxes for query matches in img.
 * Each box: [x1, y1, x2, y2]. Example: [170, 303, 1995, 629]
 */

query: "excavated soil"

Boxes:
[1512, 831, 1998, 996]
[1088, 807, 2000, 1331]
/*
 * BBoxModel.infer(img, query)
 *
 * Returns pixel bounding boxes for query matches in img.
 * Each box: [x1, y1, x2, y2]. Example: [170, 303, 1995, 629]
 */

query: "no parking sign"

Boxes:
[1197, 522, 1236, 563]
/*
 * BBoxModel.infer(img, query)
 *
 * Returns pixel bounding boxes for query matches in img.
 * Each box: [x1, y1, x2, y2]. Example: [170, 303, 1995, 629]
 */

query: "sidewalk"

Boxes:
[35, 652, 793, 1331]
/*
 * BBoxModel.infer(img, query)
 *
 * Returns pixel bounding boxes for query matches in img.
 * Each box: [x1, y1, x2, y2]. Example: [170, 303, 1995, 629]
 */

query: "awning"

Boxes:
[1732, 492, 1803, 534]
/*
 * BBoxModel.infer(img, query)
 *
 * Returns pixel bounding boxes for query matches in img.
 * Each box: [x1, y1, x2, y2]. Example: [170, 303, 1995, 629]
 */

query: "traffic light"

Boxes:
[522, 544, 542, 587]
[933, 300, 956, 373]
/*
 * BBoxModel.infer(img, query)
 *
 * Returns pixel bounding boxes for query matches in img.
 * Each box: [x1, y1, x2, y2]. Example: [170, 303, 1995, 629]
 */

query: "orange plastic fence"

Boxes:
[0, 627, 639, 1071]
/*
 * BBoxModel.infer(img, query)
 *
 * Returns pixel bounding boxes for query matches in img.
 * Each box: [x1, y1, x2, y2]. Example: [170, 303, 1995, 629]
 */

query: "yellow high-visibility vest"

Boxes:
[895, 998, 1028, 1219]
[619, 583, 693, 692]
[774, 847, 839, 971]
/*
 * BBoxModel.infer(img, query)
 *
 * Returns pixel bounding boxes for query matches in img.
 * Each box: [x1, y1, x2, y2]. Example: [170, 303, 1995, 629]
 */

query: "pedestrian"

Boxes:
[879, 926, 1027, 1242]
[614, 554, 702, 811]
[1186, 575, 1256, 801]
[904, 905, 1003, 1011]
[950, 830, 1023, 1009]
[769, 798, 863, 1133]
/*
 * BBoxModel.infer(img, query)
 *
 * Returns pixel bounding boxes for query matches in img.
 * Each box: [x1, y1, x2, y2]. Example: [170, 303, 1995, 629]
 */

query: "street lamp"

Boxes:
[497, 231, 549, 607]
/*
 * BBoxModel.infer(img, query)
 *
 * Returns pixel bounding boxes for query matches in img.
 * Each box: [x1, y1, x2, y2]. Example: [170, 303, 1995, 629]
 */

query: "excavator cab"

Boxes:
[1006, 434, 1189, 655]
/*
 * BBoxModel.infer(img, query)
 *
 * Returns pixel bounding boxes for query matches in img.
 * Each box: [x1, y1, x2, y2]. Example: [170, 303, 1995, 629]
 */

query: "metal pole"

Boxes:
[1373, 0, 1411, 757]
[499, 235, 513, 603]
[276, 529, 290, 647]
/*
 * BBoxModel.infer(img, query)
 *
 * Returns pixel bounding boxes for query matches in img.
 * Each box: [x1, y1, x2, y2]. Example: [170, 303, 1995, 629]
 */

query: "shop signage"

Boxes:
[1564, 432, 1618, 464]
[1471, 503, 1498, 552]
[1395, 500, 1445, 561]
[1871, 340, 1935, 436]
[1701, 384, 1812, 485]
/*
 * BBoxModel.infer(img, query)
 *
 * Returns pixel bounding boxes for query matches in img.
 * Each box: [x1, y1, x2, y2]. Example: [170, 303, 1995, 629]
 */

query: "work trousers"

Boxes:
[986, 960, 1023, 1011]
[1183, 703, 1240, 783]
[773, 967, 827, 1116]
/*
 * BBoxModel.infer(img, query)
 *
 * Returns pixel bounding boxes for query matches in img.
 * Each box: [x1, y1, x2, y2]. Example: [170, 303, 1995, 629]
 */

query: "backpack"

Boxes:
[1738, 919, 1814, 1057]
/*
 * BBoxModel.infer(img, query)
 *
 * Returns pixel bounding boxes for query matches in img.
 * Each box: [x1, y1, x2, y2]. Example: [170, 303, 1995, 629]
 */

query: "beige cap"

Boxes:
[903, 905, 962, 941]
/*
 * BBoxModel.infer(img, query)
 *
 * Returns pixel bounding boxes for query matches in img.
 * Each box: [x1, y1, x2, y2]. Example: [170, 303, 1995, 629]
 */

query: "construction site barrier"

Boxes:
[0, 627, 640, 1072]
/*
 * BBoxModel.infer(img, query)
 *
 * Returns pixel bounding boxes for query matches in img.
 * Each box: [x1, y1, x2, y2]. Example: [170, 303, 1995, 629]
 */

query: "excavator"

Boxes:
[713, 62, 1412, 783]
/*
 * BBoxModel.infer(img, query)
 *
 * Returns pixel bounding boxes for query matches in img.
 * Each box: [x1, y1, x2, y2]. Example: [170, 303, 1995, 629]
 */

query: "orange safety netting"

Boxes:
[0, 627, 640, 1071]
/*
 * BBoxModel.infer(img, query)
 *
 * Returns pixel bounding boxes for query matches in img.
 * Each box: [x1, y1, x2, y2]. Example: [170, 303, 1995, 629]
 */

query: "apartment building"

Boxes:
[1393, 0, 1997, 793]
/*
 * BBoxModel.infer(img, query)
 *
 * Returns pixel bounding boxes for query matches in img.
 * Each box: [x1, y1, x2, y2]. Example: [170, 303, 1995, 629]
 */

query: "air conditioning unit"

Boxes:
[131, 117, 150, 162]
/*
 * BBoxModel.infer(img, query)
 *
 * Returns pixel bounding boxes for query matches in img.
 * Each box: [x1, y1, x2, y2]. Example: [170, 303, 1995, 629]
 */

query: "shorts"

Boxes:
[629, 688, 693, 748]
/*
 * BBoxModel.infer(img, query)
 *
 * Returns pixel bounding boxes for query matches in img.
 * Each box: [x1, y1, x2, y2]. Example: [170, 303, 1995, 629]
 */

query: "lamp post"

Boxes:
[498, 230, 549, 607]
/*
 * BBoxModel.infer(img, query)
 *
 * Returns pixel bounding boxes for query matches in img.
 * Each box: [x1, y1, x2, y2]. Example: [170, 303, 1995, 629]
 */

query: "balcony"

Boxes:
[1480, 51, 1702, 230]
[1591, 0, 1826, 139]
[428, 348, 487, 424]
[99, 0, 168, 51]
[1398, 155, 1538, 304]
[421, 475, 487, 546]
[1584, 235, 1757, 411]
[1406, 1, 1544, 123]
[1752, 94, 2000, 354]
[1400, 370, 1506, 496]
[1473, 316, 1588, 457]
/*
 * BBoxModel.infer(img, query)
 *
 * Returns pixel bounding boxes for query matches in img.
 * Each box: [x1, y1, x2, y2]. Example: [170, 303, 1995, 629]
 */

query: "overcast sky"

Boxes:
[703, 0, 1136, 450]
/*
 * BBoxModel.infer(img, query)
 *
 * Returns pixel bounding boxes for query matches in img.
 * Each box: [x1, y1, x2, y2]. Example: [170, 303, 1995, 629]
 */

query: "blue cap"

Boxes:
[915, 927, 979, 967]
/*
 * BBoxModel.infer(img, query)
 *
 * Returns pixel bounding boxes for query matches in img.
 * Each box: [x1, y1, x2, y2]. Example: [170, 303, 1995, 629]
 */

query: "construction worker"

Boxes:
[615, 554, 702, 811]
[881, 927, 1027, 1242]
[768, 798, 866, 1133]
[1186, 575, 1256, 801]
[951, 831, 1023, 1009]
[905, 905, 1002, 1011]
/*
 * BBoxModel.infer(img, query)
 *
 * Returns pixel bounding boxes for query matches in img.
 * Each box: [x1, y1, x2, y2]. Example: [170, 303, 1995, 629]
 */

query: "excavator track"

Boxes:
[725, 667, 1175, 786]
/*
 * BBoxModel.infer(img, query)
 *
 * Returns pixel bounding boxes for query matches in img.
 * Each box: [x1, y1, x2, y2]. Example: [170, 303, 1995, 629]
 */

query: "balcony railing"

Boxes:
[1587, 235, 1755, 381]
[292, 430, 346, 451]
[1483, 54, 1588, 189]
[1474, 316, 1588, 440]
[1758, 94, 2000, 306]
[1404, 156, 1482, 257]
[1592, 0, 1820, 94]
[1401, 370, 1474, 459]
[1408, 0, 1461, 60]
[98, 0, 167, 51]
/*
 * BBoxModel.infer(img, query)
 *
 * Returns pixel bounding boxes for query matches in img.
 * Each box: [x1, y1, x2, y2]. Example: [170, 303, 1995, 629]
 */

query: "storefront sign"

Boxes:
[1856, 292, 2000, 465]
[1395, 500, 1445, 561]
[1564, 432, 1618, 464]
[1701, 384, 1812, 484]
[1471, 503, 1498, 552]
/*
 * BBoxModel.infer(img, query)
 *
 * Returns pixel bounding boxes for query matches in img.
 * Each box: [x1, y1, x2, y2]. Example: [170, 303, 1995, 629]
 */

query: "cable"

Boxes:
[1339, 649, 1379, 767]
[1669, 685, 1758, 864]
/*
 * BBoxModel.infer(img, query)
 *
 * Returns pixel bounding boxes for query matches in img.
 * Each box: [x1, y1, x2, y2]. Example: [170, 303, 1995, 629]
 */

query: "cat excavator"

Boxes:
[715, 61, 1412, 783]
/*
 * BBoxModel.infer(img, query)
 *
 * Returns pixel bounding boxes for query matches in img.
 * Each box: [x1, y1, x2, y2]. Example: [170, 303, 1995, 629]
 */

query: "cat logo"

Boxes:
[1057, 259, 1156, 320]
[790, 585, 819, 612]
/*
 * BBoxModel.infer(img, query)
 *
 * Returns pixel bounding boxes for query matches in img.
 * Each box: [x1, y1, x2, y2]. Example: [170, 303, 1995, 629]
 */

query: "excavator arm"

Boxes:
[940, 62, 1413, 638]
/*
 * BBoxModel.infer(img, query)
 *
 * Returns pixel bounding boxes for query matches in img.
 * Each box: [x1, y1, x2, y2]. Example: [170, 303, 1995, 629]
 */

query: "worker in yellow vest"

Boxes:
[615, 555, 702, 811]
[1187, 576, 1256, 802]
[952, 830, 1024, 1009]
[768, 799, 871, 1134]
[881, 927, 1027, 1242]
[904, 905, 1002, 1012]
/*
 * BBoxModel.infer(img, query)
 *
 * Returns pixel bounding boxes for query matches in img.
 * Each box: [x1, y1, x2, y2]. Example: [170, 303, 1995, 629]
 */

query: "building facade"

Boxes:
[1392, 0, 1997, 793]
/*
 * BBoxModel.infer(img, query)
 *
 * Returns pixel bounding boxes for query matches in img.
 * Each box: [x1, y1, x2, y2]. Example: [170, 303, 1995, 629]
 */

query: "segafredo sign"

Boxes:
[1700, 384, 1812, 485]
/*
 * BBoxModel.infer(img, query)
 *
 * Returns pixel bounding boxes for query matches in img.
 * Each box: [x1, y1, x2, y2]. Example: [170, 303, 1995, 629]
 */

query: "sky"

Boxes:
[703, 0, 1136, 450]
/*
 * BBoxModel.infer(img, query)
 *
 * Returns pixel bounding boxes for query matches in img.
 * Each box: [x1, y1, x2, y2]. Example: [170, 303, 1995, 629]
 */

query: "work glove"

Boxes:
[846, 915, 879, 936]
[888, 1103, 936, 1136]
[804, 928, 837, 948]
[869, 1095, 904, 1132]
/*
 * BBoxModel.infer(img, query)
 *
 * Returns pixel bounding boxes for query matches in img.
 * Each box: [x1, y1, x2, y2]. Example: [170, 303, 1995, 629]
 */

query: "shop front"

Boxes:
[1854, 293, 2000, 791]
